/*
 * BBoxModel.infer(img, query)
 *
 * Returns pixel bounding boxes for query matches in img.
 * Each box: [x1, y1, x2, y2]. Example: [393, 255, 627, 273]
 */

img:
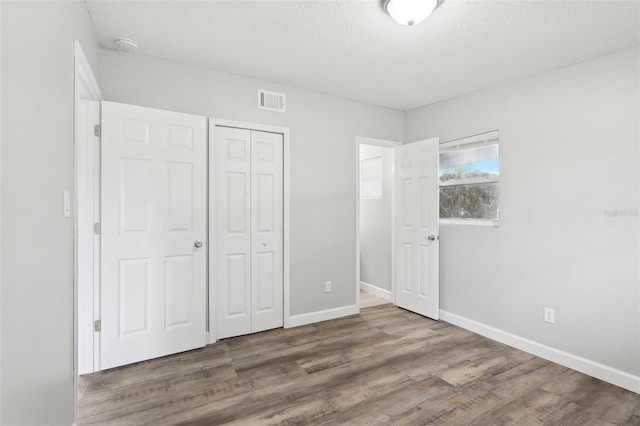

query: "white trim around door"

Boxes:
[355, 136, 401, 310]
[208, 119, 291, 344]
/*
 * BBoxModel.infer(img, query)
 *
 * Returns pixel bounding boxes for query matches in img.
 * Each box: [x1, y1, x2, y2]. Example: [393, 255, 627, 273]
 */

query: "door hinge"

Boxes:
[94, 125, 101, 137]
[94, 222, 101, 235]
[94, 319, 101, 332]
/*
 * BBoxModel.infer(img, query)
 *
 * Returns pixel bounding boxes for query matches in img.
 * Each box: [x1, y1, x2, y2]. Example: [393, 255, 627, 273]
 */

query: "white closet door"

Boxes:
[213, 126, 284, 339]
[395, 137, 440, 320]
[214, 126, 253, 339]
[251, 130, 284, 333]
[101, 102, 207, 370]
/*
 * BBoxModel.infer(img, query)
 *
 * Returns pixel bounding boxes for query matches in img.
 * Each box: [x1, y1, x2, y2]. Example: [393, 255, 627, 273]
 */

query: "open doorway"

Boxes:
[356, 137, 400, 309]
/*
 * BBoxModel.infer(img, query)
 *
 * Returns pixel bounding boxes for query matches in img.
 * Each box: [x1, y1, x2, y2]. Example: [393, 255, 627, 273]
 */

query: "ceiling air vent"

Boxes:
[258, 89, 286, 112]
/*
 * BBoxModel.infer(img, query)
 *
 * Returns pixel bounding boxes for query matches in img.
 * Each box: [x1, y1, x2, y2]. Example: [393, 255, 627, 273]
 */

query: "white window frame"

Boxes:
[439, 130, 500, 227]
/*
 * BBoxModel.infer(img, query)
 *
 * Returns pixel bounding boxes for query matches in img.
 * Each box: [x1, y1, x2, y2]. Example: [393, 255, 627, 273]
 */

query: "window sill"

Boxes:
[440, 219, 499, 228]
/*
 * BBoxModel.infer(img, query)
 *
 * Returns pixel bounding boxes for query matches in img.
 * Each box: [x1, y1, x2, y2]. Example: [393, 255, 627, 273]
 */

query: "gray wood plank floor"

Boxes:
[360, 289, 391, 309]
[77, 304, 640, 425]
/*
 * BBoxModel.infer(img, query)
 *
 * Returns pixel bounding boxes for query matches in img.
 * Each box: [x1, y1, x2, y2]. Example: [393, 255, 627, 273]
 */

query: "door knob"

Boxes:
[194, 240, 203, 248]
[427, 235, 437, 241]
[262, 242, 267, 246]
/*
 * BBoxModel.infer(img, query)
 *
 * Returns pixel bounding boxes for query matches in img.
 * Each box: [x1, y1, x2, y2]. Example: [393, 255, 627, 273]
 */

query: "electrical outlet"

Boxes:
[325, 281, 332, 293]
[543, 307, 555, 324]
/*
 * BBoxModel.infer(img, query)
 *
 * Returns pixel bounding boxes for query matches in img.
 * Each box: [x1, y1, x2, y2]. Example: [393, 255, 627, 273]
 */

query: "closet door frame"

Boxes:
[208, 119, 290, 344]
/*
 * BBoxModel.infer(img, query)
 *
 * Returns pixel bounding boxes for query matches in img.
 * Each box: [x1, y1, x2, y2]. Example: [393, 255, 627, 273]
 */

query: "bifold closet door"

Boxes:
[214, 127, 251, 338]
[214, 126, 284, 339]
[101, 102, 207, 370]
[250, 130, 284, 333]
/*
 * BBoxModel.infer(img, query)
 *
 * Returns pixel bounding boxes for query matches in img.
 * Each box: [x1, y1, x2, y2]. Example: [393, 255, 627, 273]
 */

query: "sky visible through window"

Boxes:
[439, 157, 499, 178]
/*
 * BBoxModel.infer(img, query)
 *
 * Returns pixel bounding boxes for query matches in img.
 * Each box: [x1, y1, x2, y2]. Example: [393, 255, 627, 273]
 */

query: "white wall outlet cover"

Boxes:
[325, 281, 332, 292]
[544, 307, 555, 324]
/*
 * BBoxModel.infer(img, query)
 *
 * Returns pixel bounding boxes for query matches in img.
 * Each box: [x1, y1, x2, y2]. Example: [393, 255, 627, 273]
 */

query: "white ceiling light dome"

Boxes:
[383, 0, 441, 26]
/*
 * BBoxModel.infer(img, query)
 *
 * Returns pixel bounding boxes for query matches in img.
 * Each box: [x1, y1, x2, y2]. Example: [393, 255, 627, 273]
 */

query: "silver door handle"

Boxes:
[427, 235, 437, 241]
[194, 240, 203, 248]
[262, 242, 267, 246]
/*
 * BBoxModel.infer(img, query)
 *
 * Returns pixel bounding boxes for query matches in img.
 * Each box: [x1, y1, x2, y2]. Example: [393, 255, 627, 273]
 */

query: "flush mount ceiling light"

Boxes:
[383, 0, 441, 26]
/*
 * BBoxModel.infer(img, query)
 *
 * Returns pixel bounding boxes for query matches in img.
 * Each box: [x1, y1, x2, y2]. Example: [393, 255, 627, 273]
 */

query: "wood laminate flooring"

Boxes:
[77, 304, 640, 425]
[360, 289, 392, 309]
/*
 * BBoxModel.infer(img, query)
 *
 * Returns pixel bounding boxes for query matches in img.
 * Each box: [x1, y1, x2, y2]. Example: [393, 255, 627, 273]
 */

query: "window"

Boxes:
[439, 131, 500, 224]
[360, 157, 383, 198]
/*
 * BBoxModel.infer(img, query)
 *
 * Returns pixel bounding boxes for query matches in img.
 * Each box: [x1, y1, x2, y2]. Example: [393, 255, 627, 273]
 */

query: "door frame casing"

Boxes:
[208, 118, 291, 343]
[355, 136, 401, 308]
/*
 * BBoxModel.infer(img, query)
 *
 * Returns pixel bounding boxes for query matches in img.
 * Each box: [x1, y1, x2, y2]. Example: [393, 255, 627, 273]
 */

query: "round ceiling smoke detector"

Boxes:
[114, 37, 138, 52]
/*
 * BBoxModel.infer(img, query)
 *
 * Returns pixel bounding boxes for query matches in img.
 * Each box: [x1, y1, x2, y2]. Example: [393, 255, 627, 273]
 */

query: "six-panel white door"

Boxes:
[395, 138, 440, 319]
[213, 126, 284, 339]
[101, 102, 207, 370]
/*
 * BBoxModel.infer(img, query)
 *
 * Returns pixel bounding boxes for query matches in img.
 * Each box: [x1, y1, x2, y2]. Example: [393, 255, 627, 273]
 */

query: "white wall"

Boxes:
[98, 49, 403, 317]
[359, 144, 393, 291]
[405, 47, 640, 376]
[0, 1, 100, 424]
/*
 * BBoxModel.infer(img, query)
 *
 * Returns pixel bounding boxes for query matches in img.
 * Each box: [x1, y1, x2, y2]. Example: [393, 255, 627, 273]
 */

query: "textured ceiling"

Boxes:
[85, 0, 640, 111]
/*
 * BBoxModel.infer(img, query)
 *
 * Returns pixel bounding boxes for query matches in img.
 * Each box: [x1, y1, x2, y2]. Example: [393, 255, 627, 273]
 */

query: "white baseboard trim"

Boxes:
[360, 281, 393, 301]
[288, 304, 359, 328]
[440, 310, 640, 394]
